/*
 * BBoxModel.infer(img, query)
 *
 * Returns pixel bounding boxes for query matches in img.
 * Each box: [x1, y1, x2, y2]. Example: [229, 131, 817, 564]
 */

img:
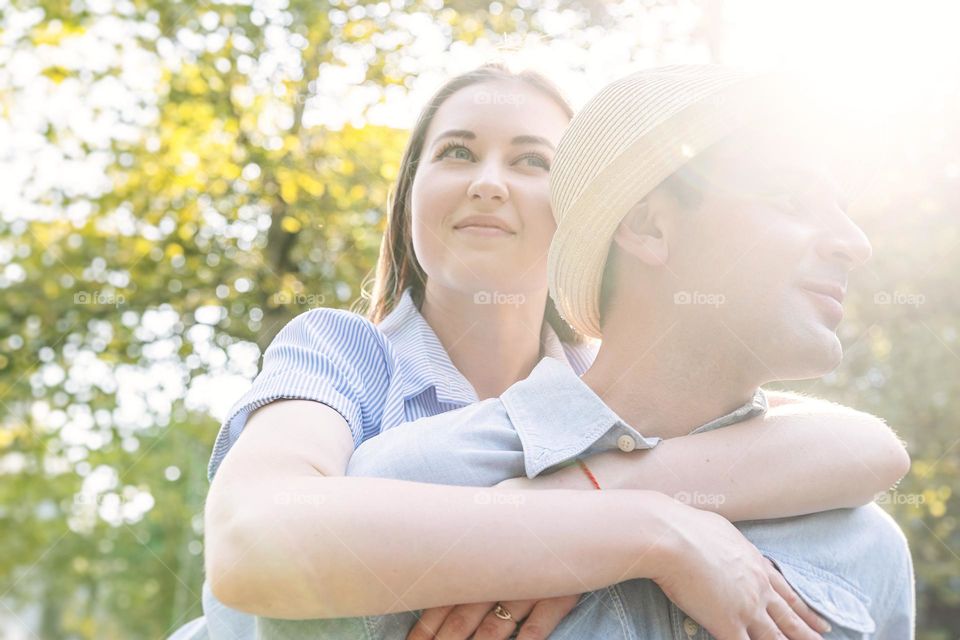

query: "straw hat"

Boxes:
[547, 65, 849, 339]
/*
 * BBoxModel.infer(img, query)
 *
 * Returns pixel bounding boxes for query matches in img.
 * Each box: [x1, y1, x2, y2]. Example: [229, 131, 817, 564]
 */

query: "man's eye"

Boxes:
[770, 193, 805, 215]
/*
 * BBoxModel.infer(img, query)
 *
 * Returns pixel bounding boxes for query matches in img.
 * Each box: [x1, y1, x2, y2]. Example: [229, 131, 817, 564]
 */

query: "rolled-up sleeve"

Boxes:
[207, 308, 392, 480]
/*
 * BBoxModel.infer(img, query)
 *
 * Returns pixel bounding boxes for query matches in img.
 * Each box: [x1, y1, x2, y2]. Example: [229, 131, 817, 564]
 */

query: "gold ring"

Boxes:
[493, 603, 514, 622]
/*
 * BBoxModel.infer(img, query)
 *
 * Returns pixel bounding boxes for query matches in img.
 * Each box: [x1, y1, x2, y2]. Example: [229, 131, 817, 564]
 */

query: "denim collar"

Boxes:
[378, 289, 597, 406]
[500, 357, 767, 478]
[689, 387, 768, 434]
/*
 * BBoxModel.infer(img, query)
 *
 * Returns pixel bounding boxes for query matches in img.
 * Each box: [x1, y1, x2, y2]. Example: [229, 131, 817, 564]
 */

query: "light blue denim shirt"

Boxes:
[259, 357, 915, 640]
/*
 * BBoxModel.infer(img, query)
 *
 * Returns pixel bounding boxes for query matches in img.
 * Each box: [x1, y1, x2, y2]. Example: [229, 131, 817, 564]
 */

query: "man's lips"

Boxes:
[800, 280, 846, 323]
[799, 281, 846, 305]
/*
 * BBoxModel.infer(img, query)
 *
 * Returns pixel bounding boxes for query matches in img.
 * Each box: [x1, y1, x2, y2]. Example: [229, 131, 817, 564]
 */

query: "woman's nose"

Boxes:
[467, 160, 508, 204]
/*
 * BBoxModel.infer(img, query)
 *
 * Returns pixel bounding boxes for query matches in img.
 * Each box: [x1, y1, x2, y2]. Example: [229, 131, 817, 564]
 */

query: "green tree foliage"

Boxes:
[0, 0, 637, 636]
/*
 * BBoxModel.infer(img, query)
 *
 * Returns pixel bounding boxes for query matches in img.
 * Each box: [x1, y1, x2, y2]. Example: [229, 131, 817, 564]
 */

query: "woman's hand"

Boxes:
[654, 504, 833, 640]
[493, 478, 830, 638]
[406, 595, 581, 640]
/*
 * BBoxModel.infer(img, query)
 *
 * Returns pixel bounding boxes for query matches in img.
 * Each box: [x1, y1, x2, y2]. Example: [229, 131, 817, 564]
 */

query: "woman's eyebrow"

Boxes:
[432, 129, 475, 146]
[430, 130, 555, 151]
[512, 135, 555, 150]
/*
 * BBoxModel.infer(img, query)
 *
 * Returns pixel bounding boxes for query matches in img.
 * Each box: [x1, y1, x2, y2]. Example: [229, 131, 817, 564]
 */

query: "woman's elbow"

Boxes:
[204, 479, 295, 614]
[862, 418, 911, 493]
[205, 501, 347, 619]
[885, 435, 911, 486]
[206, 561, 248, 613]
[833, 415, 911, 509]
[205, 515, 265, 613]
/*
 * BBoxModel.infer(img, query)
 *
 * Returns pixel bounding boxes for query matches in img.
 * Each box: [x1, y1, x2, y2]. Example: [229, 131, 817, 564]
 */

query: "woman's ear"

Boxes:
[611, 196, 669, 267]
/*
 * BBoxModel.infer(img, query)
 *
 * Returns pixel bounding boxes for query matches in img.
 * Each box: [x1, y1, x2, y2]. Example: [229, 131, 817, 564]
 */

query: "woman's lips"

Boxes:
[455, 224, 514, 237]
[453, 214, 516, 236]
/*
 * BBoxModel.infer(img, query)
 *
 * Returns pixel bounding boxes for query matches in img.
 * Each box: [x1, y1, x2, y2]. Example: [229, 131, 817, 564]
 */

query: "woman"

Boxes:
[195, 64, 907, 640]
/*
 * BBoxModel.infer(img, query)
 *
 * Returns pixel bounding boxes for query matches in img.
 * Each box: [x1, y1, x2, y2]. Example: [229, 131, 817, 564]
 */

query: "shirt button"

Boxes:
[683, 617, 699, 637]
[617, 434, 637, 452]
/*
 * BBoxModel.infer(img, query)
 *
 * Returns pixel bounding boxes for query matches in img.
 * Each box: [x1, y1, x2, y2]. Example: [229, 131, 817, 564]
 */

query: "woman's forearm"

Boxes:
[509, 397, 910, 521]
[206, 473, 680, 619]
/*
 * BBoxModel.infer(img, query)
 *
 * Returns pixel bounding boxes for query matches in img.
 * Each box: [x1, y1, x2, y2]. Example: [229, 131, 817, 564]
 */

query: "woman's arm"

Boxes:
[206, 399, 832, 638]
[205, 399, 686, 620]
[498, 392, 910, 522]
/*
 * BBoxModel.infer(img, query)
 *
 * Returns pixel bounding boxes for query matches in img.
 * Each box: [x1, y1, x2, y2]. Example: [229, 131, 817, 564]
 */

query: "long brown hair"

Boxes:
[357, 63, 584, 344]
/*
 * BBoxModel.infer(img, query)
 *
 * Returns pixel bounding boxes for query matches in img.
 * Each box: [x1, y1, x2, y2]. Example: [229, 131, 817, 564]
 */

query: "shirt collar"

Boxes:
[500, 357, 767, 478]
[688, 388, 768, 435]
[377, 289, 596, 406]
[378, 289, 478, 406]
[539, 319, 601, 376]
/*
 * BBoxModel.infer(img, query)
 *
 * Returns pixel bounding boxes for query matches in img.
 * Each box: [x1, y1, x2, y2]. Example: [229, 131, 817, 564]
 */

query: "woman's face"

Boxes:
[410, 79, 570, 298]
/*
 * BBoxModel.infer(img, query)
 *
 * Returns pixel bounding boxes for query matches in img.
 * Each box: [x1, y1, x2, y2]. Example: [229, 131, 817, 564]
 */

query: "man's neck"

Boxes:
[580, 319, 760, 439]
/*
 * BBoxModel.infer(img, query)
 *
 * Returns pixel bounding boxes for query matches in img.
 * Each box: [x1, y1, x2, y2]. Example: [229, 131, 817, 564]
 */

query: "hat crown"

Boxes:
[550, 65, 759, 226]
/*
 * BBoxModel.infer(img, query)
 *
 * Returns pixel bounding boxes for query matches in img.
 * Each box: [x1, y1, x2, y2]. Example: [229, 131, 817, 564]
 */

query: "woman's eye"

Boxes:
[515, 153, 550, 170]
[437, 143, 474, 161]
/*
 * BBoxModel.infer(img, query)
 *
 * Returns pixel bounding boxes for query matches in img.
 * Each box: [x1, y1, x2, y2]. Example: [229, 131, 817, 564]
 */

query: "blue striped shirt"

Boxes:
[208, 289, 597, 480]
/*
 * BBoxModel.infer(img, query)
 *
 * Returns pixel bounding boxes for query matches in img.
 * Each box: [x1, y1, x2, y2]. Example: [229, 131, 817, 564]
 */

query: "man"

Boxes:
[259, 66, 915, 639]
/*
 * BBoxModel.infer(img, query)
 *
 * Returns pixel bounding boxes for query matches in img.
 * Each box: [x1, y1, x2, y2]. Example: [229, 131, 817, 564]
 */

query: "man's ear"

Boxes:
[611, 195, 670, 267]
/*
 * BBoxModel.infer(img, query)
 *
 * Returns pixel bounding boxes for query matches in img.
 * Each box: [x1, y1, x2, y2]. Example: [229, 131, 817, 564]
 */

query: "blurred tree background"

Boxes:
[0, 0, 957, 637]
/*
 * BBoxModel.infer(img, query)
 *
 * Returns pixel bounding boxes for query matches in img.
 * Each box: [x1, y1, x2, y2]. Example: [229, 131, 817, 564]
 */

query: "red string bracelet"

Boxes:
[577, 459, 601, 490]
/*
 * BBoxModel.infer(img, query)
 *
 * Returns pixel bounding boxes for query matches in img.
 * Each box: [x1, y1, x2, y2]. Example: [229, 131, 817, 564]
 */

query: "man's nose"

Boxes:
[467, 159, 508, 204]
[817, 209, 873, 270]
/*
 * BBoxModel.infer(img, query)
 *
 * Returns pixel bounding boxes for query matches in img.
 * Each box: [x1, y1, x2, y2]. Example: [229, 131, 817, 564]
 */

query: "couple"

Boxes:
[182, 64, 914, 640]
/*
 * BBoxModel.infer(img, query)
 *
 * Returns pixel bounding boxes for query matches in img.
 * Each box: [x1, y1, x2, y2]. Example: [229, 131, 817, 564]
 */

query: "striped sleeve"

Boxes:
[207, 308, 393, 480]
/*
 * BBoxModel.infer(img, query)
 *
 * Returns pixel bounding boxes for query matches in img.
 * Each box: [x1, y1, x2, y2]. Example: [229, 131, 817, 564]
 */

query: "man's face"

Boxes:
[664, 126, 873, 381]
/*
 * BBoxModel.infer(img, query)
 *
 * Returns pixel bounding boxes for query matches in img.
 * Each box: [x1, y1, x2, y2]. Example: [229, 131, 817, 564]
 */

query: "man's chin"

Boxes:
[765, 329, 844, 381]
[794, 333, 844, 379]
